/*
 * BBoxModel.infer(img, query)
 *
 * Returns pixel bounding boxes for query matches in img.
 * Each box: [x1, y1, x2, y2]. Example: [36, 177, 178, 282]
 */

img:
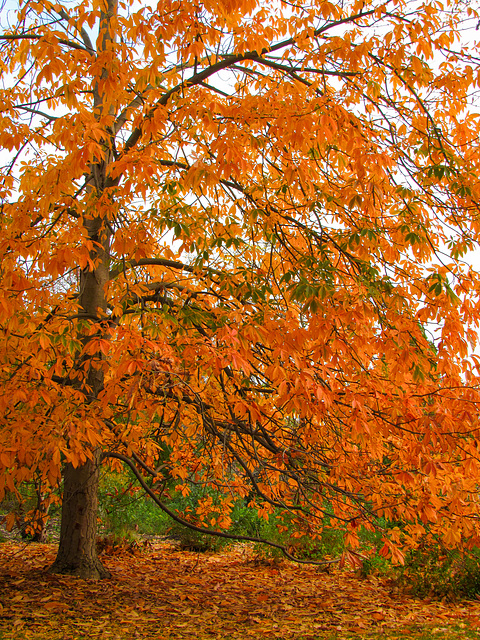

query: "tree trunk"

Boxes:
[48, 244, 111, 579]
[49, 0, 116, 580]
[49, 453, 109, 579]
[49, 227, 110, 579]
[48, 208, 111, 579]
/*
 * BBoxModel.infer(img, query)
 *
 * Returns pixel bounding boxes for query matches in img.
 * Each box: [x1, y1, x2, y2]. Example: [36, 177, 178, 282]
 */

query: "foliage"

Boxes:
[358, 553, 392, 579]
[2, 0, 480, 576]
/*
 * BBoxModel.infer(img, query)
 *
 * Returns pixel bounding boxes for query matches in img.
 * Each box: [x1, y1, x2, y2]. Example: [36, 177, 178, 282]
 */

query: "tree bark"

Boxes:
[49, 0, 116, 580]
[49, 453, 109, 579]
[49, 220, 111, 578]
[48, 233, 111, 578]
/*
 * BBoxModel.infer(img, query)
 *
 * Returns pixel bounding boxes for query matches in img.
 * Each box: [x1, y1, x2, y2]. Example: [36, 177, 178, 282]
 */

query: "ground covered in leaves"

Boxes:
[1, 541, 480, 639]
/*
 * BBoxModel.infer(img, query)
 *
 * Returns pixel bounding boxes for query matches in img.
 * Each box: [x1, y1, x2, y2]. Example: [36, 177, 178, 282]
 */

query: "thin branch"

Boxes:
[53, 7, 96, 54]
[198, 81, 231, 97]
[14, 105, 59, 123]
[0, 33, 90, 52]
[260, 57, 359, 78]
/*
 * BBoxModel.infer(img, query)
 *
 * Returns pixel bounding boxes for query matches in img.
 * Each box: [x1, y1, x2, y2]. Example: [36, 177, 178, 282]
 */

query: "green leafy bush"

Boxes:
[98, 471, 351, 559]
[98, 472, 170, 538]
[359, 554, 392, 578]
[397, 538, 480, 600]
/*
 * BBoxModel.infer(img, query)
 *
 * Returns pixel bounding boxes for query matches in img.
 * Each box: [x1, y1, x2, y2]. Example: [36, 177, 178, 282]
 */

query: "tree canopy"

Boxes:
[2, 0, 480, 577]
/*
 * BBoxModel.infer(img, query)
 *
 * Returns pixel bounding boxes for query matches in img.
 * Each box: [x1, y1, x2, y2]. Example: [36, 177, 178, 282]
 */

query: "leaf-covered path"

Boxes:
[1, 542, 480, 639]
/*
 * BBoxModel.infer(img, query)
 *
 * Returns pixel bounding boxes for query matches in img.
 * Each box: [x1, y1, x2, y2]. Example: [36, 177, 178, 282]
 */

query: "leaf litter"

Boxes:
[0, 541, 480, 639]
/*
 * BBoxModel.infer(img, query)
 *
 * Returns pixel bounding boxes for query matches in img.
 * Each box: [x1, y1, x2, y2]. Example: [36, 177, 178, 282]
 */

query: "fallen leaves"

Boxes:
[0, 541, 480, 639]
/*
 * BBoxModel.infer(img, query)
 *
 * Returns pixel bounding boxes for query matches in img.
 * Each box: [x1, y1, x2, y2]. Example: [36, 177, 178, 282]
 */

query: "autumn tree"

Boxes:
[1, 0, 480, 578]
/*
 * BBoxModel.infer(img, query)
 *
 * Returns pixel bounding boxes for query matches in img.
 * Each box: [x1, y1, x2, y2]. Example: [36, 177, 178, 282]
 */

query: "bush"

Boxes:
[359, 554, 392, 578]
[98, 472, 171, 538]
[98, 472, 402, 567]
[231, 508, 346, 561]
[98, 472, 338, 557]
[230, 504, 265, 538]
[99, 473, 244, 552]
[396, 538, 480, 600]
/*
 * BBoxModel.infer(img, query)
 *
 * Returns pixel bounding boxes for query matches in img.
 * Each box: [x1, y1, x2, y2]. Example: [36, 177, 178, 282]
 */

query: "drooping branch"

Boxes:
[103, 451, 339, 566]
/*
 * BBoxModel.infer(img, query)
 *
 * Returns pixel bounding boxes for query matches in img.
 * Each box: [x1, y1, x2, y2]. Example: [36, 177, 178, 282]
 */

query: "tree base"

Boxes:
[48, 555, 110, 580]
[51, 457, 109, 580]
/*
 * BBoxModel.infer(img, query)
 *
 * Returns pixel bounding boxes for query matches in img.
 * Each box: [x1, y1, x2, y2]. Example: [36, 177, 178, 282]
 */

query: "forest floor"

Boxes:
[0, 540, 480, 639]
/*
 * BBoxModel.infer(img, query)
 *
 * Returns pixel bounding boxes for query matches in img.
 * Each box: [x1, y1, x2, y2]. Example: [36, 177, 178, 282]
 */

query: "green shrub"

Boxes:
[230, 504, 264, 538]
[359, 554, 392, 578]
[97, 470, 355, 561]
[396, 539, 480, 600]
[231, 507, 346, 561]
[98, 471, 412, 570]
[98, 471, 171, 537]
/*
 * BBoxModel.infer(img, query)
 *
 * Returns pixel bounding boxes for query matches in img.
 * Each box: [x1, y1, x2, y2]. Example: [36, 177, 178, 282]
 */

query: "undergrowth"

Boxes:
[4, 471, 480, 601]
[396, 538, 480, 600]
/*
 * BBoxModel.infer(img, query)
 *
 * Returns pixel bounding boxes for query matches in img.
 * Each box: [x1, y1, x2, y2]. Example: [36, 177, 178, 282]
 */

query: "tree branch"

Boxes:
[0, 33, 90, 52]
[14, 105, 59, 123]
[53, 7, 96, 54]
[103, 451, 339, 566]
[109, 257, 222, 280]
